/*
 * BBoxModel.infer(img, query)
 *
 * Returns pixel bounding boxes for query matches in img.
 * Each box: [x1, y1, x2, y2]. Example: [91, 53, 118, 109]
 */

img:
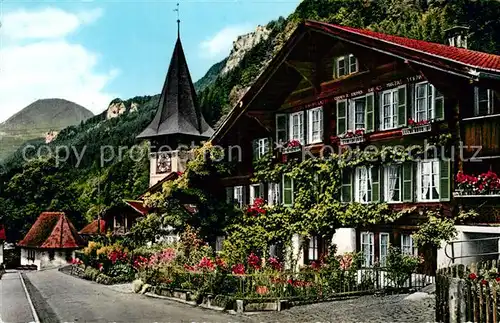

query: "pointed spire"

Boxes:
[175, 3, 180, 38]
[137, 15, 214, 141]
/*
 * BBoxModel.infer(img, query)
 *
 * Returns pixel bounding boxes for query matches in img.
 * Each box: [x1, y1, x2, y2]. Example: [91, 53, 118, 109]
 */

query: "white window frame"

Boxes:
[474, 87, 494, 116]
[307, 107, 323, 144]
[354, 166, 372, 203]
[414, 82, 442, 122]
[234, 186, 244, 207]
[417, 159, 440, 202]
[282, 174, 294, 206]
[361, 232, 374, 267]
[401, 234, 417, 256]
[267, 182, 280, 206]
[351, 96, 366, 131]
[379, 233, 390, 267]
[289, 111, 304, 144]
[380, 87, 399, 130]
[336, 56, 346, 77]
[348, 54, 358, 74]
[308, 236, 319, 261]
[384, 164, 402, 203]
[255, 138, 269, 159]
[249, 183, 264, 205]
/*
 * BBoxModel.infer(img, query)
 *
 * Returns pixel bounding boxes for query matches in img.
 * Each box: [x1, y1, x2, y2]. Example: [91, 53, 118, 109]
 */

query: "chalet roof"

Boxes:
[18, 212, 85, 249]
[211, 20, 500, 143]
[0, 225, 6, 240]
[306, 20, 500, 73]
[123, 200, 149, 216]
[79, 219, 106, 236]
[137, 36, 214, 140]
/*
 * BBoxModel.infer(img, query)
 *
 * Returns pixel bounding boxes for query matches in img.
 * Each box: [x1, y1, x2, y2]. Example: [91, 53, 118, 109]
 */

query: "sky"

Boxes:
[0, 0, 300, 123]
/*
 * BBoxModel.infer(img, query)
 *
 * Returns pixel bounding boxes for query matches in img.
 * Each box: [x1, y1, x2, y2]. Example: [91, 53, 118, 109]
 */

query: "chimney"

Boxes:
[444, 26, 469, 49]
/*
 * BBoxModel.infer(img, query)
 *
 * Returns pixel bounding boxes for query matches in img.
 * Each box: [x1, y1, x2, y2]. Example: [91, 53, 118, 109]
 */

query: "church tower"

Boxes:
[137, 18, 214, 187]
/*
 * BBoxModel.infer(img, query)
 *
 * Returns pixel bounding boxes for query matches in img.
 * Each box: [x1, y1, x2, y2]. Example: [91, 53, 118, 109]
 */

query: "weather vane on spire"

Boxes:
[174, 3, 180, 37]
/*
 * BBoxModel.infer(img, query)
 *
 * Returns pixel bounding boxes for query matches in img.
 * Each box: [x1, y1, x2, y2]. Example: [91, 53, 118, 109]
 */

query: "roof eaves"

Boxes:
[306, 20, 500, 75]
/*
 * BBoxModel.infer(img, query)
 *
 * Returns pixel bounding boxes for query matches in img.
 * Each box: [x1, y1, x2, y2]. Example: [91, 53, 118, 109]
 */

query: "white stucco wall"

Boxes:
[20, 248, 75, 270]
[288, 234, 304, 271]
[437, 225, 500, 269]
[332, 228, 357, 254]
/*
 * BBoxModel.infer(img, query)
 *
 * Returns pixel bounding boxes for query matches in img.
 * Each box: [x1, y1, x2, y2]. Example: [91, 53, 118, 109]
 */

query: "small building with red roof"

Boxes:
[18, 212, 85, 270]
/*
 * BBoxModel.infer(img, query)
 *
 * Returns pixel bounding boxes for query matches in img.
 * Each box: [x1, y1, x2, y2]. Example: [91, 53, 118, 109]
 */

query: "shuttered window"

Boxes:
[307, 107, 323, 144]
[361, 232, 374, 267]
[402, 163, 414, 202]
[282, 174, 294, 206]
[336, 100, 347, 135]
[380, 86, 406, 130]
[414, 82, 444, 122]
[289, 112, 304, 144]
[276, 114, 288, 145]
[384, 164, 402, 202]
[267, 182, 281, 206]
[250, 183, 264, 205]
[341, 170, 353, 202]
[417, 160, 440, 202]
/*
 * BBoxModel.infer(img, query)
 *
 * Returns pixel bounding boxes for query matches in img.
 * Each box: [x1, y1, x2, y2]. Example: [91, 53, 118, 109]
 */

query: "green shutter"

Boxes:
[440, 160, 451, 201]
[366, 93, 374, 132]
[402, 163, 413, 202]
[434, 87, 445, 120]
[283, 175, 293, 205]
[371, 166, 380, 202]
[341, 170, 353, 202]
[336, 100, 347, 135]
[252, 139, 259, 160]
[398, 86, 407, 127]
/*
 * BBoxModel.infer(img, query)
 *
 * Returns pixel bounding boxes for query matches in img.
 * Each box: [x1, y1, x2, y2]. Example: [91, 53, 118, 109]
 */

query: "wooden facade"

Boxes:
[212, 20, 500, 272]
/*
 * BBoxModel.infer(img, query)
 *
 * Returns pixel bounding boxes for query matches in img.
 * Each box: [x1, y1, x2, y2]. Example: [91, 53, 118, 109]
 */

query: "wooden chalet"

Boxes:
[211, 20, 500, 272]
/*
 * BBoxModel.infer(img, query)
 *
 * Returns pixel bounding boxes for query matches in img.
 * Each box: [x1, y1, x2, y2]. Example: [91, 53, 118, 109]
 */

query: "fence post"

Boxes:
[449, 278, 467, 323]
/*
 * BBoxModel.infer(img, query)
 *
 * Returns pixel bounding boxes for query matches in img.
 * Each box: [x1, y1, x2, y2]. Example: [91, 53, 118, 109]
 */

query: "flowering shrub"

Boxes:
[456, 171, 500, 194]
[342, 129, 365, 138]
[198, 256, 215, 271]
[247, 252, 261, 271]
[407, 119, 429, 127]
[247, 198, 267, 216]
[232, 263, 245, 275]
[286, 140, 301, 148]
[267, 257, 283, 271]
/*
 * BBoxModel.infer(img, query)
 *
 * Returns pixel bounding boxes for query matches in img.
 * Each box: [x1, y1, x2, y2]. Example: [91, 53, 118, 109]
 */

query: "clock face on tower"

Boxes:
[156, 152, 172, 174]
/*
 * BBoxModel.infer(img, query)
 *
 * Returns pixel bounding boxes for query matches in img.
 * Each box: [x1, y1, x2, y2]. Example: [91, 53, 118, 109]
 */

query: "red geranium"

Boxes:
[267, 257, 283, 271]
[231, 263, 245, 275]
[198, 256, 215, 271]
[469, 273, 477, 280]
[247, 252, 261, 270]
[482, 279, 488, 285]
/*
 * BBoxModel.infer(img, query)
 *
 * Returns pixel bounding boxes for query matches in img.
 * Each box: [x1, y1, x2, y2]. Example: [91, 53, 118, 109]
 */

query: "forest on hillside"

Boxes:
[1, 0, 500, 241]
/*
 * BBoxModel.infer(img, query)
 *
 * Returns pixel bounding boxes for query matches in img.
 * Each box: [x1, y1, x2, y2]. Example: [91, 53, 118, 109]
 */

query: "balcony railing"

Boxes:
[339, 135, 365, 145]
[453, 190, 500, 198]
[402, 124, 431, 136]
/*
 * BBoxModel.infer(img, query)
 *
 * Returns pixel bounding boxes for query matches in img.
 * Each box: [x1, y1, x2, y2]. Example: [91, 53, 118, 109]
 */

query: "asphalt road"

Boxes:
[1, 268, 435, 323]
[21, 269, 249, 323]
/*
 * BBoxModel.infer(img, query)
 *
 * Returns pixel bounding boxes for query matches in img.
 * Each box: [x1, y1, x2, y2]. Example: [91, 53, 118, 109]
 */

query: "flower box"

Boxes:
[339, 135, 365, 145]
[282, 146, 301, 154]
[402, 124, 431, 135]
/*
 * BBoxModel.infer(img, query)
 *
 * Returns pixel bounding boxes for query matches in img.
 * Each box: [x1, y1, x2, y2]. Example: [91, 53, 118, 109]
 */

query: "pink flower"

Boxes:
[267, 257, 283, 271]
[198, 256, 215, 271]
[231, 263, 245, 275]
[247, 253, 261, 270]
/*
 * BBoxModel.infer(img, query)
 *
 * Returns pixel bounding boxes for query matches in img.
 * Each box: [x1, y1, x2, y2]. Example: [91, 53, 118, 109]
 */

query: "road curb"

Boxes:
[19, 272, 41, 323]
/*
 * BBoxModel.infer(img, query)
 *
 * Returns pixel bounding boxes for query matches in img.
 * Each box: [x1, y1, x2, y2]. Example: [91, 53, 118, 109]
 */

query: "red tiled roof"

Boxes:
[0, 225, 6, 240]
[79, 219, 106, 235]
[124, 200, 149, 216]
[18, 212, 85, 249]
[305, 20, 500, 73]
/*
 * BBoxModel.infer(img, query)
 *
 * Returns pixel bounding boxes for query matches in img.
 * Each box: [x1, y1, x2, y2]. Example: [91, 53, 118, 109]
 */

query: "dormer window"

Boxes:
[474, 87, 497, 116]
[334, 54, 358, 78]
